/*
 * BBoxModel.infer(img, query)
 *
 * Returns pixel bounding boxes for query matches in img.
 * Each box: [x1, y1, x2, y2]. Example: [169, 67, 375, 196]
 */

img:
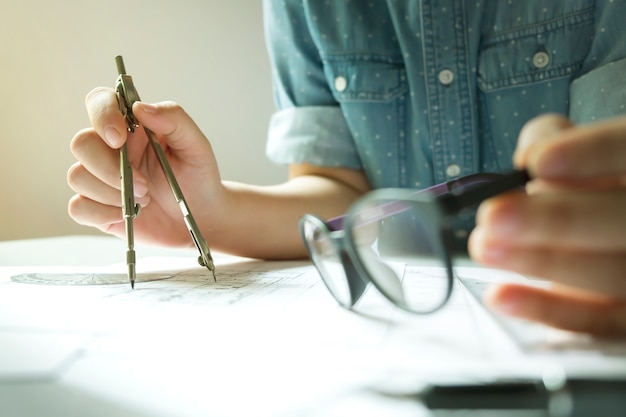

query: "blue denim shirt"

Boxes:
[264, 0, 626, 191]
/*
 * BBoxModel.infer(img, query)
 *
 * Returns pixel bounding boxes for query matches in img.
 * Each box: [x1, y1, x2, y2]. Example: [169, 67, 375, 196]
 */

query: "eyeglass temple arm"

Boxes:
[325, 172, 512, 231]
[438, 169, 530, 215]
[429, 172, 505, 195]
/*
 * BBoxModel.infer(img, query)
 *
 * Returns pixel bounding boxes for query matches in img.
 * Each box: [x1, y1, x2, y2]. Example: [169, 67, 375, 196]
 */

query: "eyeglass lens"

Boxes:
[300, 218, 354, 307]
[348, 197, 452, 314]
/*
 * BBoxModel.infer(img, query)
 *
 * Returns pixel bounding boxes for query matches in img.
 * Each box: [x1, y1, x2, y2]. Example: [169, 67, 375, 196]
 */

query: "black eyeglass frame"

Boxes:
[299, 214, 369, 309]
[299, 169, 530, 313]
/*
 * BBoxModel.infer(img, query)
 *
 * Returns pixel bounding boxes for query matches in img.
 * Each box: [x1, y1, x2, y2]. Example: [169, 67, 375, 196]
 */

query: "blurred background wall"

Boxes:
[0, 1, 284, 241]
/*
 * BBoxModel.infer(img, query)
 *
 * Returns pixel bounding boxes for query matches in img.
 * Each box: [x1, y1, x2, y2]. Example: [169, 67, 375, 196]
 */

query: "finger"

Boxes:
[67, 162, 121, 207]
[484, 283, 626, 337]
[70, 128, 149, 195]
[67, 194, 125, 235]
[67, 162, 150, 207]
[85, 87, 129, 148]
[469, 228, 626, 297]
[522, 116, 626, 180]
[525, 176, 624, 195]
[132, 101, 218, 171]
[474, 191, 626, 251]
[514, 114, 574, 167]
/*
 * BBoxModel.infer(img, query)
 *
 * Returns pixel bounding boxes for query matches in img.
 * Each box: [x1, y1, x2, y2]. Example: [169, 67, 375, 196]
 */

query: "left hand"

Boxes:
[469, 114, 626, 337]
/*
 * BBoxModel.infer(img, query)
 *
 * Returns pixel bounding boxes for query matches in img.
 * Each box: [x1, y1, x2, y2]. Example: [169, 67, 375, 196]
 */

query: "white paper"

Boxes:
[1, 237, 625, 416]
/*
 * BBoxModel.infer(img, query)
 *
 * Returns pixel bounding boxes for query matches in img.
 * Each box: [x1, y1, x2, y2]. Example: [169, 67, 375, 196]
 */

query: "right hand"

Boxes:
[67, 87, 225, 248]
[469, 114, 626, 336]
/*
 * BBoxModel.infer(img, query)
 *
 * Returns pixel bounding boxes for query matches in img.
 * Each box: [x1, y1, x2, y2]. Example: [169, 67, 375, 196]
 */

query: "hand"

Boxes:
[469, 114, 626, 337]
[68, 88, 225, 248]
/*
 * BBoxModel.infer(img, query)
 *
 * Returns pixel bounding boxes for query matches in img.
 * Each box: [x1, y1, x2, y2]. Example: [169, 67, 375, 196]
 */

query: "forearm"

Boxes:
[206, 175, 366, 260]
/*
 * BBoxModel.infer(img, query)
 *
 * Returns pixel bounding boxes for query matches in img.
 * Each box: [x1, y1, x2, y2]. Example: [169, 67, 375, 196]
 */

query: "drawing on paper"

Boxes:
[8, 261, 320, 307]
[10, 272, 176, 286]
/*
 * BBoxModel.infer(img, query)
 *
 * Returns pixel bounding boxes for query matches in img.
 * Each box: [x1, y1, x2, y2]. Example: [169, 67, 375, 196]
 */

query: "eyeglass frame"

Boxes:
[299, 169, 530, 312]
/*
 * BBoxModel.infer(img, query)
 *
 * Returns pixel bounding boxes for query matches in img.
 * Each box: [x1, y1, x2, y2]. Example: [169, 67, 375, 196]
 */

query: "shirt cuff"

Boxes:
[266, 106, 362, 169]
[570, 57, 626, 123]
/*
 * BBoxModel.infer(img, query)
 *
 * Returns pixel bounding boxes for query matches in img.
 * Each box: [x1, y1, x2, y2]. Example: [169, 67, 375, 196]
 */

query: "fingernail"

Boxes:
[135, 194, 151, 207]
[139, 102, 158, 114]
[133, 178, 148, 197]
[468, 227, 510, 265]
[488, 204, 522, 237]
[104, 125, 122, 147]
[534, 152, 569, 179]
[477, 242, 510, 264]
[487, 289, 522, 315]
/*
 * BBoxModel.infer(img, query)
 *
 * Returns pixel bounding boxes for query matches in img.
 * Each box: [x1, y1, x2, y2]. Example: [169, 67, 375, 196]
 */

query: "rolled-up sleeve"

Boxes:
[262, 0, 361, 169]
[570, 57, 626, 123]
[266, 106, 361, 168]
[570, 2, 626, 123]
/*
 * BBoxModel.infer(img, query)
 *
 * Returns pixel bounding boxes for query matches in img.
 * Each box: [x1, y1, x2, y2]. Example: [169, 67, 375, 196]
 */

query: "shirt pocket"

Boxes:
[320, 56, 411, 188]
[321, 56, 408, 102]
[477, 8, 595, 92]
[476, 8, 595, 173]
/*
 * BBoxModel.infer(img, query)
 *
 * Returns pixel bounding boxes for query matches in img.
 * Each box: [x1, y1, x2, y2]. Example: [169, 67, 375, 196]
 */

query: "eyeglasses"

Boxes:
[299, 170, 530, 314]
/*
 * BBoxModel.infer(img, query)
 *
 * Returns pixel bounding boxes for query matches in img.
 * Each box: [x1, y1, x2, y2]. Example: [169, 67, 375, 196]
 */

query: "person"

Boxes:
[67, 2, 626, 336]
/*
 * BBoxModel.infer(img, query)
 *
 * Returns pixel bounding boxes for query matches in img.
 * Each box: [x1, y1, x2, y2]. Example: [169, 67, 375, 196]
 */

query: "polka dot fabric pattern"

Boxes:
[263, 0, 626, 245]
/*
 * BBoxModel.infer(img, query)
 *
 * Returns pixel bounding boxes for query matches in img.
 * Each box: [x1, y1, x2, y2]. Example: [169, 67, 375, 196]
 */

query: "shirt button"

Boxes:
[438, 69, 455, 86]
[334, 76, 347, 92]
[446, 164, 461, 178]
[532, 51, 550, 69]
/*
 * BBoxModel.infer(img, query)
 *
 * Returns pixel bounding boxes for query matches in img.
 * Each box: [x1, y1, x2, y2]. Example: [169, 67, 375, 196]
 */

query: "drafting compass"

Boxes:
[115, 55, 216, 288]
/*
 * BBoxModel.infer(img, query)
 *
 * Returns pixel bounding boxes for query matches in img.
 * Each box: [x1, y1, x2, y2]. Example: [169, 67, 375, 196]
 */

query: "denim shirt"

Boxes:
[264, 0, 626, 191]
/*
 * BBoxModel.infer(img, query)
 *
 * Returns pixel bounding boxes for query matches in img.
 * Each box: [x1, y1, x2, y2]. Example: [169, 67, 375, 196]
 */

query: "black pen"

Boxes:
[422, 378, 626, 416]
